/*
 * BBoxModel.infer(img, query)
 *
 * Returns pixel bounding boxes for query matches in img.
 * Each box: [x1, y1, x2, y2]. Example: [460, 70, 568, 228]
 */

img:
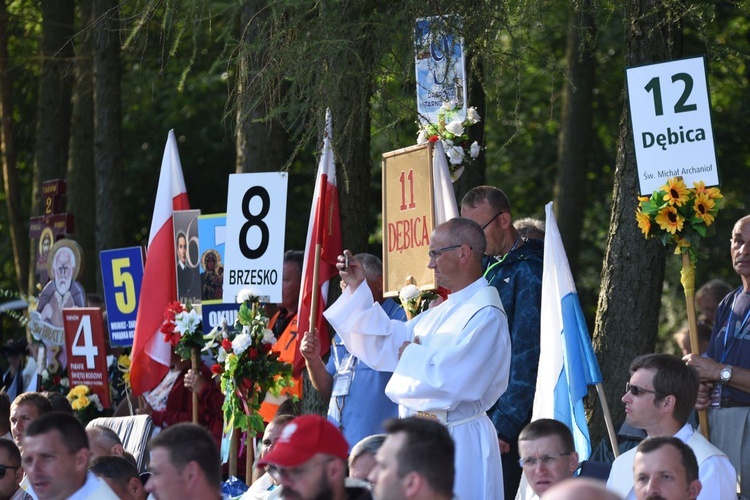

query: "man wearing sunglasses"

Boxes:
[0, 438, 30, 500]
[460, 185, 543, 500]
[324, 218, 511, 500]
[606, 354, 736, 499]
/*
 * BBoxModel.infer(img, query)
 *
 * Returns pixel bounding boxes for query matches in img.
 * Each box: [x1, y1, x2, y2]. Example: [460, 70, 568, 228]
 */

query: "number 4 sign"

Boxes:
[223, 173, 288, 303]
[63, 308, 112, 409]
[627, 55, 720, 194]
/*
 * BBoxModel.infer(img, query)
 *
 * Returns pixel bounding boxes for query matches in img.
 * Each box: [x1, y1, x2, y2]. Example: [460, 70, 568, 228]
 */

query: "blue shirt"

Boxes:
[326, 297, 406, 450]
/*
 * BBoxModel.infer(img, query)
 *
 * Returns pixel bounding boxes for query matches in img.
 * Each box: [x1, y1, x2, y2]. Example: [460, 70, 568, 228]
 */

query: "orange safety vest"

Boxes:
[259, 311, 303, 422]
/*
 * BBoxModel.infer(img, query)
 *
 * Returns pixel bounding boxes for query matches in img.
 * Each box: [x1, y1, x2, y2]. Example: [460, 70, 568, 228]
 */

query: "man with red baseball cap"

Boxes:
[258, 415, 371, 500]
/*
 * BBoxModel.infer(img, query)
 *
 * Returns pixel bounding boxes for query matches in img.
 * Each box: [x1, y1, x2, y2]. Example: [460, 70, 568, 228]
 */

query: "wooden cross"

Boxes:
[29, 179, 74, 285]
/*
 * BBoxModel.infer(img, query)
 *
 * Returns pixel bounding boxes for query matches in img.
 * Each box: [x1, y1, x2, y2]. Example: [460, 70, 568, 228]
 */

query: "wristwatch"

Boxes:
[720, 364, 733, 383]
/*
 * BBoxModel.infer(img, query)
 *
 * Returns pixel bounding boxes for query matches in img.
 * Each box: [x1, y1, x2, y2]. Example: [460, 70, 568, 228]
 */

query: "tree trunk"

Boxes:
[0, 0, 29, 294]
[553, 0, 596, 279]
[588, 0, 681, 445]
[29, 0, 74, 291]
[67, 1, 96, 293]
[93, 0, 124, 289]
[454, 54, 486, 202]
[235, 1, 290, 174]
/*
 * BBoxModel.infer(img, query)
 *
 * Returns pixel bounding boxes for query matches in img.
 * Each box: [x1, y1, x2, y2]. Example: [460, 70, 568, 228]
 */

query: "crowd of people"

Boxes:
[1, 188, 749, 500]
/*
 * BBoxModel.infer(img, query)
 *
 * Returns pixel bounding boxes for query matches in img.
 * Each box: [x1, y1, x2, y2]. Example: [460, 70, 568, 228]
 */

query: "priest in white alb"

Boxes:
[323, 217, 511, 500]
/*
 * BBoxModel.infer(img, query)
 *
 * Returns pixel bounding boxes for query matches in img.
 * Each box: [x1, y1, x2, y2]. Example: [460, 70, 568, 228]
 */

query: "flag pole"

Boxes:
[595, 382, 620, 457]
[191, 347, 199, 423]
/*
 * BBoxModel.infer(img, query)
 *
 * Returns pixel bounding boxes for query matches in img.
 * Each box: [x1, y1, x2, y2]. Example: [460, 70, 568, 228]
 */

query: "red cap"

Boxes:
[259, 415, 349, 467]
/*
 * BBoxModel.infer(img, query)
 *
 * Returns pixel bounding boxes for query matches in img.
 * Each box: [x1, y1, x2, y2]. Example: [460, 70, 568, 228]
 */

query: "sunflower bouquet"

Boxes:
[67, 384, 104, 425]
[159, 301, 204, 360]
[202, 290, 294, 435]
[416, 101, 482, 182]
[635, 178, 723, 262]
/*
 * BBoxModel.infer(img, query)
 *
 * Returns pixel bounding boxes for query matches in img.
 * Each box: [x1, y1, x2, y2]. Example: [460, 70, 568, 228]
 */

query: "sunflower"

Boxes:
[635, 210, 651, 237]
[692, 180, 723, 200]
[655, 205, 684, 234]
[693, 193, 716, 226]
[661, 178, 690, 207]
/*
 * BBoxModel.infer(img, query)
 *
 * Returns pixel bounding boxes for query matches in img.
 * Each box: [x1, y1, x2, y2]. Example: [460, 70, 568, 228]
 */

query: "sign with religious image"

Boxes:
[382, 143, 437, 297]
[174, 209, 202, 306]
[29, 179, 74, 285]
[28, 239, 87, 372]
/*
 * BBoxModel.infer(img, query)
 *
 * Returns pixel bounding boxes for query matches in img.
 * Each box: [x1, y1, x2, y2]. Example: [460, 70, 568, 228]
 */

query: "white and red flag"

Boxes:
[130, 130, 190, 395]
[294, 109, 343, 377]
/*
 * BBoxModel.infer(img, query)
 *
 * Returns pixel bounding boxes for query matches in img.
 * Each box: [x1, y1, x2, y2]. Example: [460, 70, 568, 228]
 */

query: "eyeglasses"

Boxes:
[267, 458, 333, 482]
[481, 211, 505, 230]
[0, 465, 18, 479]
[625, 382, 660, 397]
[518, 452, 572, 469]
[428, 244, 464, 260]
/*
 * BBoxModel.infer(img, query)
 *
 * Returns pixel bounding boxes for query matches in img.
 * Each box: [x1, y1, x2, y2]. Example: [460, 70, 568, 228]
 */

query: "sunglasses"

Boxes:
[0, 465, 18, 479]
[625, 382, 660, 397]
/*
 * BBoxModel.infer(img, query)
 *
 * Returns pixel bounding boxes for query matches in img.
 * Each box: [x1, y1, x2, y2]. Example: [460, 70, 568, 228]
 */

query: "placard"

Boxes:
[415, 16, 467, 125]
[63, 307, 111, 409]
[174, 209, 202, 305]
[198, 213, 227, 305]
[223, 173, 288, 303]
[100, 247, 145, 347]
[627, 55, 719, 194]
[382, 144, 436, 297]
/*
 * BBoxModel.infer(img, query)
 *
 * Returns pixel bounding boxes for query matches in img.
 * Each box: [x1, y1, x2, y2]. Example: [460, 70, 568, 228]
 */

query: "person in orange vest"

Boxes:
[259, 250, 304, 422]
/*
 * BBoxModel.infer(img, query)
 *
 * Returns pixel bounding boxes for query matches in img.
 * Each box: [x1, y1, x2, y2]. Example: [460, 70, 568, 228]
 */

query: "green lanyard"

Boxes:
[483, 235, 520, 285]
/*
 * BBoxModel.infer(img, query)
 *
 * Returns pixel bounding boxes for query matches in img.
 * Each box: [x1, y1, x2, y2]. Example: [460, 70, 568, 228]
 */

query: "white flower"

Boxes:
[399, 284, 421, 302]
[262, 329, 277, 346]
[42, 369, 50, 380]
[417, 129, 429, 145]
[90, 394, 104, 412]
[61, 377, 70, 388]
[446, 146, 465, 165]
[442, 100, 457, 111]
[467, 107, 481, 124]
[440, 139, 453, 150]
[470, 141, 481, 158]
[237, 289, 253, 303]
[444, 119, 465, 136]
[217, 347, 228, 363]
[174, 309, 201, 334]
[232, 333, 253, 355]
[242, 324, 251, 336]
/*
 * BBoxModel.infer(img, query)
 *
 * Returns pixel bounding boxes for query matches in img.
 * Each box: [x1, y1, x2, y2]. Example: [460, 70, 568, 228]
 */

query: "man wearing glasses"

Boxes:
[606, 354, 735, 499]
[460, 185, 543, 499]
[258, 415, 371, 500]
[0, 438, 30, 500]
[517, 419, 579, 498]
[324, 218, 511, 500]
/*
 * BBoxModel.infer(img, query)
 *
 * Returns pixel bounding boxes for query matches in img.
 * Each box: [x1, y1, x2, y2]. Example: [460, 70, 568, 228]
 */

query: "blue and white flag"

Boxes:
[531, 202, 603, 461]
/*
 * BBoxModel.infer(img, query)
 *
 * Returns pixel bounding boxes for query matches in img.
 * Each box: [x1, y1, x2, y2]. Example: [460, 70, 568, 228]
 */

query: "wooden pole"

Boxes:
[595, 382, 620, 458]
[191, 347, 199, 424]
[245, 433, 255, 485]
[681, 253, 710, 438]
[229, 429, 239, 478]
[308, 243, 323, 331]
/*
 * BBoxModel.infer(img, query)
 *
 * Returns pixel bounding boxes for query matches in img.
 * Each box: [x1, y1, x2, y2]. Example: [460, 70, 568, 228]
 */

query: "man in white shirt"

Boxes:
[606, 354, 736, 499]
[324, 217, 512, 500]
[22, 412, 118, 500]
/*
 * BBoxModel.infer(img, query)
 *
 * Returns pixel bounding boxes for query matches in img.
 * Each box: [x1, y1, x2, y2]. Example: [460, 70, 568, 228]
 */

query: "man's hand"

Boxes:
[337, 250, 365, 291]
[398, 337, 421, 360]
[684, 353, 722, 383]
[498, 438, 510, 454]
[300, 329, 321, 362]
[184, 368, 205, 394]
[695, 382, 713, 410]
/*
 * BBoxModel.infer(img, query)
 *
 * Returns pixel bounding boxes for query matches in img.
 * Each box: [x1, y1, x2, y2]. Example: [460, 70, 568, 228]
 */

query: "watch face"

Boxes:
[721, 367, 731, 381]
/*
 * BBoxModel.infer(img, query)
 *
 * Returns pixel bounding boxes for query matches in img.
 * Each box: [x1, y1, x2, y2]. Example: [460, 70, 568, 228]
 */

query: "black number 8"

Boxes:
[239, 186, 270, 259]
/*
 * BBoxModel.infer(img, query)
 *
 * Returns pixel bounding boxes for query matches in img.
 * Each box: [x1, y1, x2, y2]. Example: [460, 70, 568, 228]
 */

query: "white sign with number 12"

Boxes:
[223, 172, 288, 304]
[627, 55, 719, 195]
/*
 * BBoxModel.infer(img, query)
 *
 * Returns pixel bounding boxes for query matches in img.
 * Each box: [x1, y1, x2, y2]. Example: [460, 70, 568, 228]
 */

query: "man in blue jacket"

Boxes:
[461, 185, 544, 499]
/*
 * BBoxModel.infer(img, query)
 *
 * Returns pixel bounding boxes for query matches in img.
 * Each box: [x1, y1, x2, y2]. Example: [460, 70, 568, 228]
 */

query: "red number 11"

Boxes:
[399, 169, 416, 210]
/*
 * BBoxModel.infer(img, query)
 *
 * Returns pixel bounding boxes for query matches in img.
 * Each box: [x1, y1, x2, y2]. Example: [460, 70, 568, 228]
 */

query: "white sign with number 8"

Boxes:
[223, 172, 288, 304]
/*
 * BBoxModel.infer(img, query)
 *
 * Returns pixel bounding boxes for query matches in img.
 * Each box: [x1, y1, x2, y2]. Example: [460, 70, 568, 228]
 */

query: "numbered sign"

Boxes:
[100, 247, 145, 347]
[63, 308, 112, 409]
[627, 55, 719, 194]
[382, 144, 437, 297]
[415, 16, 467, 125]
[223, 173, 288, 303]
